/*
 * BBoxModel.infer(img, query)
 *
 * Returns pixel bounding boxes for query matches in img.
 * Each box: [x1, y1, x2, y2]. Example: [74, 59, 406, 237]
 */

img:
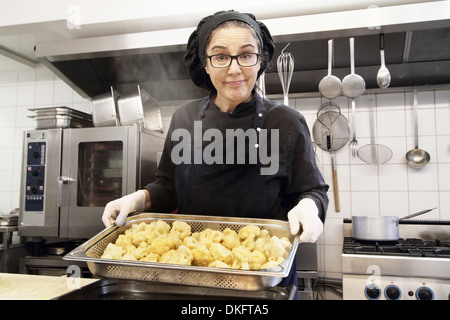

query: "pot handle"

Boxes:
[399, 207, 437, 220]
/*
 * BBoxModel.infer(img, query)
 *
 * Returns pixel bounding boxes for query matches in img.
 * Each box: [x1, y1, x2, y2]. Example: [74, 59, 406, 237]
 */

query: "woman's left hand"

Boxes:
[287, 198, 323, 243]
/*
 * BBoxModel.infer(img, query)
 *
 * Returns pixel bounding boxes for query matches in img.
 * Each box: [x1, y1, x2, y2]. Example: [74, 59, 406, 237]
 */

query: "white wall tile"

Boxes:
[350, 164, 379, 191]
[435, 108, 450, 135]
[416, 90, 435, 109]
[407, 163, 439, 191]
[54, 80, 74, 105]
[377, 109, 406, 137]
[376, 92, 404, 110]
[0, 192, 13, 214]
[0, 85, 17, 107]
[436, 135, 450, 162]
[438, 192, 450, 220]
[379, 191, 409, 217]
[405, 108, 436, 137]
[351, 191, 380, 216]
[0, 106, 16, 127]
[438, 163, 450, 191]
[17, 84, 35, 107]
[379, 164, 408, 191]
[35, 82, 54, 105]
[435, 89, 450, 109]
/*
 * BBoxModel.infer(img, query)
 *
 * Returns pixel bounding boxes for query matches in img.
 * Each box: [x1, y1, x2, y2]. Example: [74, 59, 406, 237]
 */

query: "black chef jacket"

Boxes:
[144, 94, 329, 222]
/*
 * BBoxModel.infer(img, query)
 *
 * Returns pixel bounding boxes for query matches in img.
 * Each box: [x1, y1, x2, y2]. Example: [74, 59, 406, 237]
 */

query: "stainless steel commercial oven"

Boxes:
[19, 125, 164, 240]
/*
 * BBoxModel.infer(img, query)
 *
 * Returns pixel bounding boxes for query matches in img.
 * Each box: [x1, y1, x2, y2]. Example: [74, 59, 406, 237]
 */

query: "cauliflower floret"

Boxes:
[249, 250, 268, 270]
[169, 221, 191, 240]
[254, 237, 268, 252]
[197, 228, 223, 248]
[130, 221, 147, 233]
[131, 230, 147, 247]
[231, 246, 251, 269]
[242, 233, 256, 251]
[147, 234, 177, 256]
[260, 229, 270, 240]
[115, 234, 133, 249]
[209, 260, 230, 269]
[265, 236, 288, 261]
[126, 245, 147, 260]
[191, 245, 214, 266]
[183, 236, 201, 249]
[221, 228, 240, 250]
[260, 260, 279, 269]
[279, 237, 292, 251]
[159, 245, 193, 265]
[154, 220, 171, 236]
[209, 243, 233, 265]
[238, 225, 261, 240]
[101, 243, 124, 260]
[120, 254, 137, 261]
[139, 252, 159, 262]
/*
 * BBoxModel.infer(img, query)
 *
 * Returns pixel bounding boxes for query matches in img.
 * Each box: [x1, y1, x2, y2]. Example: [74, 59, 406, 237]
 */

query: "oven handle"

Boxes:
[57, 176, 75, 207]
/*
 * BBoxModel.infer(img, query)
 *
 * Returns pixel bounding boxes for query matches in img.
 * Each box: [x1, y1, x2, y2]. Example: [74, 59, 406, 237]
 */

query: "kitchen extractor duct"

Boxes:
[34, 2, 450, 101]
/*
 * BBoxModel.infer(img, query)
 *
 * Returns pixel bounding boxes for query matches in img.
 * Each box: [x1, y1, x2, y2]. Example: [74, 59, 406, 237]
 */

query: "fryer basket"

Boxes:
[64, 213, 299, 291]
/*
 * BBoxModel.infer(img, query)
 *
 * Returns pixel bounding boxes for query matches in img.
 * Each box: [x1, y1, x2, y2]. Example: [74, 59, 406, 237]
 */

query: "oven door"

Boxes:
[59, 126, 139, 239]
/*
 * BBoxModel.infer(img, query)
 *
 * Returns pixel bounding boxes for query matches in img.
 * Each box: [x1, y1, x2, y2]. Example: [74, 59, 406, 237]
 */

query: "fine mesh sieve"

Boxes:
[312, 102, 350, 212]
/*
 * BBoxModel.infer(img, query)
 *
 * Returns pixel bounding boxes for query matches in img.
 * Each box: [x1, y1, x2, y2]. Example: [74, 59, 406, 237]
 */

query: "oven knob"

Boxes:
[416, 286, 434, 300]
[385, 285, 401, 300]
[365, 284, 381, 300]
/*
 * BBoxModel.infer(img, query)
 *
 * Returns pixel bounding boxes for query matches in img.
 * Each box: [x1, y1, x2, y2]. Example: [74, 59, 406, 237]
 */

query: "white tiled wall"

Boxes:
[0, 66, 90, 214]
[1, 66, 449, 285]
[287, 88, 450, 281]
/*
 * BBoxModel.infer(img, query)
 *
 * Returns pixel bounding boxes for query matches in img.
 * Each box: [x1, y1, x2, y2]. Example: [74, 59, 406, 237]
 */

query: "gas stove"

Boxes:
[342, 220, 450, 300]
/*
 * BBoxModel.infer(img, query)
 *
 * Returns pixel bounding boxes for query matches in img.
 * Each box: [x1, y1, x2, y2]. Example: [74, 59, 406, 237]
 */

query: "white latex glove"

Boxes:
[102, 190, 146, 227]
[287, 198, 323, 243]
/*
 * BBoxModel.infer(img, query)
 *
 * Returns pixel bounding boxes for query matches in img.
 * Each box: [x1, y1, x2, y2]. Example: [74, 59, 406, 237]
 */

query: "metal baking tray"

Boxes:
[54, 279, 295, 300]
[64, 213, 299, 291]
[29, 106, 92, 119]
[31, 115, 93, 129]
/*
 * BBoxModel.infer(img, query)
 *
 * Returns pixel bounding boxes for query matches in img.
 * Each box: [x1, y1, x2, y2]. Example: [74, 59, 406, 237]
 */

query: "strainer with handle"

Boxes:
[312, 102, 350, 212]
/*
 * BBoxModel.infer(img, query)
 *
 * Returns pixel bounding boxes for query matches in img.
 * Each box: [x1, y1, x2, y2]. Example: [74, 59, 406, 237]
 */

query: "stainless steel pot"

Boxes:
[352, 208, 436, 241]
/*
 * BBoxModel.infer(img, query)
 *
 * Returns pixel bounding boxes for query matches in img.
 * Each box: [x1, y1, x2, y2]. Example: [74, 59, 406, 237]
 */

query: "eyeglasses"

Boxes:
[207, 53, 260, 68]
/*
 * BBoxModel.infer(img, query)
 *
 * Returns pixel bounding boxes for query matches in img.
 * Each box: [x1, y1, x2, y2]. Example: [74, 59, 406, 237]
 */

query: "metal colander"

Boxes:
[64, 213, 299, 291]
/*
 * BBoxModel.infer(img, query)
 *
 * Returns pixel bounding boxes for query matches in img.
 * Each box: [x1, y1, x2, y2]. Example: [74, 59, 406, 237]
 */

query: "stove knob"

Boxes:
[365, 284, 381, 300]
[416, 286, 434, 300]
[385, 285, 401, 300]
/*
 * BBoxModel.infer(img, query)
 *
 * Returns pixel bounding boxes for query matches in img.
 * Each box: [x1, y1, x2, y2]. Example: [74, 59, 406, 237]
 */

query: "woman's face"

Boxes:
[205, 26, 261, 111]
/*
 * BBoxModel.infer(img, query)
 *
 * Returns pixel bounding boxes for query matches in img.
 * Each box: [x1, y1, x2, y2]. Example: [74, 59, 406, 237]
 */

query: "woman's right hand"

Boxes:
[102, 190, 147, 227]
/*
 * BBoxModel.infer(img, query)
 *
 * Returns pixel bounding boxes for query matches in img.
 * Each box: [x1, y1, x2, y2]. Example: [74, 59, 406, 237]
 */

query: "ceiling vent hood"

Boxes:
[34, 2, 450, 101]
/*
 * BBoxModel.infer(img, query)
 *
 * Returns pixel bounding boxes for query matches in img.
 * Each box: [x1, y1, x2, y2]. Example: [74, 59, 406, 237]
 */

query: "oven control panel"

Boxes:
[343, 274, 450, 300]
[24, 141, 46, 211]
[20, 130, 51, 230]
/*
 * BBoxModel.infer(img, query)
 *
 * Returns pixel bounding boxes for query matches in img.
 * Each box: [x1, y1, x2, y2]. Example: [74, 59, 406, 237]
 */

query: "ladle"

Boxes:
[406, 89, 430, 168]
[318, 39, 342, 99]
[376, 33, 391, 89]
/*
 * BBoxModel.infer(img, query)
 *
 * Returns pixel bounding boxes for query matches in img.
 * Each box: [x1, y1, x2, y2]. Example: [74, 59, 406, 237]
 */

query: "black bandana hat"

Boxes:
[184, 10, 275, 92]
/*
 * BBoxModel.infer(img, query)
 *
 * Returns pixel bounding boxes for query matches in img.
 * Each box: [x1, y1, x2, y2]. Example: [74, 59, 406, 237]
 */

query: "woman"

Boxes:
[102, 10, 328, 295]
